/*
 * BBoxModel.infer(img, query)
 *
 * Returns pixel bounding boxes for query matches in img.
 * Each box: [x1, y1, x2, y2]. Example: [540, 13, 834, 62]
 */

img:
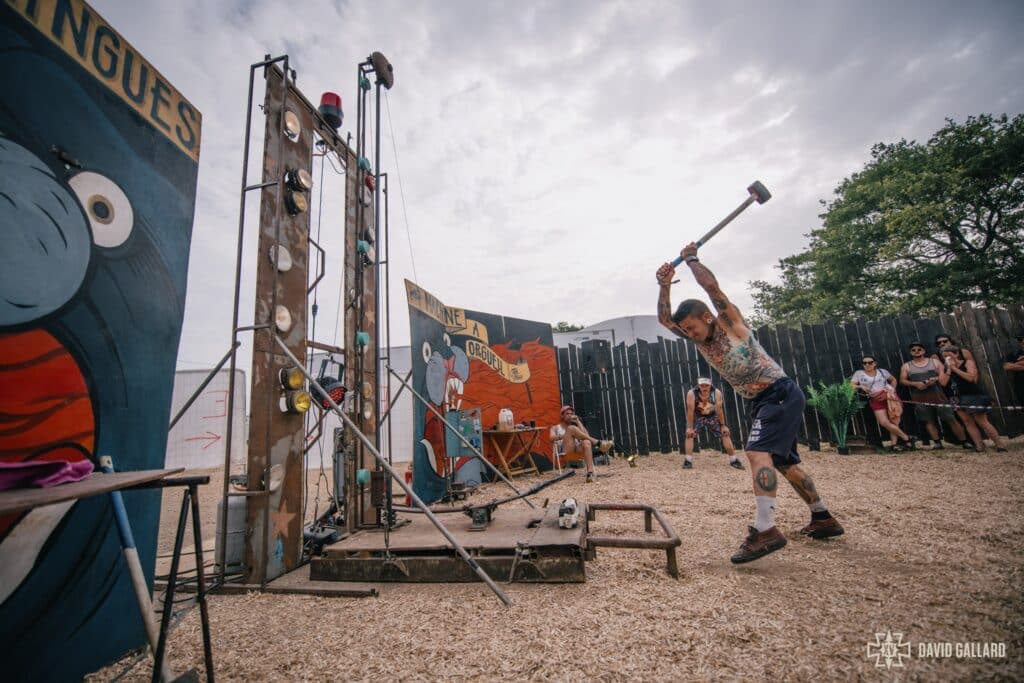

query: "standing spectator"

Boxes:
[851, 355, 914, 450]
[1003, 331, 1024, 404]
[682, 377, 744, 470]
[940, 346, 1008, 452]
[900, 341, 968, 449]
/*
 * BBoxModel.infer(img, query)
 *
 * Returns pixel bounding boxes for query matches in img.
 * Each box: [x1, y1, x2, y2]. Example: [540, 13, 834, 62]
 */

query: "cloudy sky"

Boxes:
[90, 0, 1024, 370]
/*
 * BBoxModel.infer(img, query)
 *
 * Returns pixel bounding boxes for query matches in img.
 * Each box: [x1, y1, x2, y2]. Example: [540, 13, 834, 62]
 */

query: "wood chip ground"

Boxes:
[89, 439, 1024, 681]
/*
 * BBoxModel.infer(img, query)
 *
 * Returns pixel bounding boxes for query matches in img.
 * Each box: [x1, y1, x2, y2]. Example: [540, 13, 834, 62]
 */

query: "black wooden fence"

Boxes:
[557, 304, 1024, 455]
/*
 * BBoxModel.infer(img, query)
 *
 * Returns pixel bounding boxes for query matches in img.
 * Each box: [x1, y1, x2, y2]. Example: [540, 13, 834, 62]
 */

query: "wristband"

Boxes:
[684, 255, 699, 264]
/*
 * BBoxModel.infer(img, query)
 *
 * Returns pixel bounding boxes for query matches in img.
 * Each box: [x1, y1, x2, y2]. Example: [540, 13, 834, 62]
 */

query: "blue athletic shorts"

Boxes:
[745, 378, 803, 469]
[693, 415, 722, 437]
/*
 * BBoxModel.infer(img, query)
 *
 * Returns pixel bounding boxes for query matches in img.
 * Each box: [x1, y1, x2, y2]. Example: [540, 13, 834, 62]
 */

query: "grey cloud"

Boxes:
[89, 0, 1024, 365]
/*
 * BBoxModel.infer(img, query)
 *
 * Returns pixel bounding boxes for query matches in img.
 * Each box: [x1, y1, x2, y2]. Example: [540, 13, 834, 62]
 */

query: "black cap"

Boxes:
[907, 341, 925, 350]
[1016, 330, 1024, 340]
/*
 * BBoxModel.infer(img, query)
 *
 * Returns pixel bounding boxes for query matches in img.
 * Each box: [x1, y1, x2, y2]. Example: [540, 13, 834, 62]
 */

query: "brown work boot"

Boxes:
[800, 516, 845, 539]
[730, 526, 787, 564]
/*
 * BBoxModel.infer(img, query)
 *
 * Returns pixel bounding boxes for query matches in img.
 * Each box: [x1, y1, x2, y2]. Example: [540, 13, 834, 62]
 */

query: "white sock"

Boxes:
[754, 496, 776, 531]
[728, 455, 739, 463]
[684, 455, 693, 463]
[809, 500, 827, 513]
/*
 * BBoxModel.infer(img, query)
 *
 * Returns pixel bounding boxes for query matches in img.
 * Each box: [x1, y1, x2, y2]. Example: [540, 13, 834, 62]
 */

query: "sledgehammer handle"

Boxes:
[669, 181, 770, 266]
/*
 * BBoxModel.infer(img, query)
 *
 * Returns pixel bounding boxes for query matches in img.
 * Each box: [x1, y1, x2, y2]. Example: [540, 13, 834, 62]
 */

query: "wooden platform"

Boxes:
[311, 504, 587, 583]
[0, 469, 183, 515]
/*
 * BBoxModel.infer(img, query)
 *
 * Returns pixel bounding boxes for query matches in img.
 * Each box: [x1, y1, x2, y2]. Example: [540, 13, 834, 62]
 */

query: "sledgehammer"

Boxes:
[669, 181, 771, 266]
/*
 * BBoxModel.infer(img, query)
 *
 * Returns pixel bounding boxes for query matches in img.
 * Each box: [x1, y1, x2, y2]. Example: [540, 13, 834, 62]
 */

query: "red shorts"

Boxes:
[868, 394, 887, 411]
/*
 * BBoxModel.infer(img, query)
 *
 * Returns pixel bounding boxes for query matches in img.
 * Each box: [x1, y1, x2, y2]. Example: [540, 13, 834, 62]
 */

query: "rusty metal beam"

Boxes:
[306, 339, 344, 354]
[311, 553, 585, 584]
[585, 502, 681, 578]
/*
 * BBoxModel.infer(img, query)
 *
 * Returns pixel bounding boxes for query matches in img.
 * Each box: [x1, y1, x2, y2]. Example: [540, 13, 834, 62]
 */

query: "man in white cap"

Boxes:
[683, 377, 744, 470]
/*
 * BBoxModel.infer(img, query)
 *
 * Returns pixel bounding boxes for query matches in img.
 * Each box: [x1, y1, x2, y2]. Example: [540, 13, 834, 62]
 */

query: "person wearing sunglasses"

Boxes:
[939, 346, 1008, 452]
[851, 355, 914, 451]
[934, 333, 976, 365]
[900, 341, 967, 449]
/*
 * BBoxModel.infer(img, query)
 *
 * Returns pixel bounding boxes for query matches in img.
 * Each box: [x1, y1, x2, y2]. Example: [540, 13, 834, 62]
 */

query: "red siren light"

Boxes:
[319, 92, 343, 129]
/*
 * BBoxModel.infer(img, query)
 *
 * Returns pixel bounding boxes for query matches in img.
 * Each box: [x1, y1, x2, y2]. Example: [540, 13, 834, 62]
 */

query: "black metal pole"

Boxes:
[152, 488, 191, 683]
[169, 342, 241, 431]
[189, 484, 215, 682]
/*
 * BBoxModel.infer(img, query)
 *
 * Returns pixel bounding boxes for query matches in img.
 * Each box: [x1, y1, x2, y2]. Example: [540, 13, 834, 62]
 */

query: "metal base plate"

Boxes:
[311, 505, 586, 583]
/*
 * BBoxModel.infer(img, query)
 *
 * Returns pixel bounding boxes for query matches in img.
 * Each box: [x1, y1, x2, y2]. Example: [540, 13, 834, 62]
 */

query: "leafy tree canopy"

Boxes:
[553, 321, 585, 332]
[751, 114, 1024, 326]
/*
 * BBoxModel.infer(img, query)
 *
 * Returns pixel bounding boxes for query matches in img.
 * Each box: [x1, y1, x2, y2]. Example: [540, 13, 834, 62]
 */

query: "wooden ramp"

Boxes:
[311, 504, 587, 583]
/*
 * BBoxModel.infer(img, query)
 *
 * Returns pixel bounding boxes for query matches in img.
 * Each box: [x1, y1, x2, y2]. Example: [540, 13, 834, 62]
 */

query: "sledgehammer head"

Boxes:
[747, 180, 771, 204]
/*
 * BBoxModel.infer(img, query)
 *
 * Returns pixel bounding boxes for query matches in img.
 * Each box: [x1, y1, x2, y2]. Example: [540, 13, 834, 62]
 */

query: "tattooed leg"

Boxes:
[747, 450, 778, 532]
[776, 463, 822, 506]
[746, 451, 777, 497]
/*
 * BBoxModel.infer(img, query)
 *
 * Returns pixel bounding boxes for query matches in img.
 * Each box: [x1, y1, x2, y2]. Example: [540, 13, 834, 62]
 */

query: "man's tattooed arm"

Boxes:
[657, 284, 685, 338]
[687, 260, 747, 333]
[657, 284, 672, 325]
[687, 260, 729, 318]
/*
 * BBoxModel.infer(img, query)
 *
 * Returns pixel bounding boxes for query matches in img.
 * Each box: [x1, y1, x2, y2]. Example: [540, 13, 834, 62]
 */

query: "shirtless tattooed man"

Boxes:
[657, 242, 844, 563]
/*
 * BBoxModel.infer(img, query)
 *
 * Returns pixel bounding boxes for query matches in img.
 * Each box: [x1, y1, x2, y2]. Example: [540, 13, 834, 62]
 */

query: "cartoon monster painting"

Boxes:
[0, 3, 200, 678]
[407, 281, 561, 504]
[418, 332, 471, 478]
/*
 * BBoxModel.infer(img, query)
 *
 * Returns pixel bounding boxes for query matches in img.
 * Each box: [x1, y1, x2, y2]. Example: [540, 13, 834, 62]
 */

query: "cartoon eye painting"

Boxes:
[0, 6, 201, 678]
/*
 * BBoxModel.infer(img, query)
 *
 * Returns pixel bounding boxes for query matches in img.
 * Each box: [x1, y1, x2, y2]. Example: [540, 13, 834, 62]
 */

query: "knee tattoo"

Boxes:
[754, 466, 777, 492]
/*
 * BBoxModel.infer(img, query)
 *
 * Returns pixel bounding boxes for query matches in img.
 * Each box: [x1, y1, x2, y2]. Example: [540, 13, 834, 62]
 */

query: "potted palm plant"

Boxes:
[806, 382, 865, 455]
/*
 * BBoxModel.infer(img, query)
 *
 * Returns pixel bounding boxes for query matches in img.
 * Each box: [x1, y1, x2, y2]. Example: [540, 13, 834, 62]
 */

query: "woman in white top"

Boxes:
[850, 355, 913, 449]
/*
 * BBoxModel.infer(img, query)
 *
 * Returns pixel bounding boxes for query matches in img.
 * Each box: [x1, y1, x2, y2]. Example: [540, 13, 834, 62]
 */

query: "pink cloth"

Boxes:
[0, 459, 95, 491]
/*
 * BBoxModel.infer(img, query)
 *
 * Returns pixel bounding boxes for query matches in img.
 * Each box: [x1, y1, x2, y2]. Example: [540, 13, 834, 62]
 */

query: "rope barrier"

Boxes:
[893, 397, 1024, 411]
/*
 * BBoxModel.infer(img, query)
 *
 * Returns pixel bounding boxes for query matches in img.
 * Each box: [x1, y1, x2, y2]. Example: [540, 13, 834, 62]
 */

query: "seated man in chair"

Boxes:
[549, 405, 607, 483]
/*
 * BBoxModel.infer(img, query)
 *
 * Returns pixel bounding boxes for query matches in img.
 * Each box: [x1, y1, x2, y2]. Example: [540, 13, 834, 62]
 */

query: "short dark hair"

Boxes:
[671, 299, 710, 324]
[935, 332, 956, 344]
[861, 354, 877, 363]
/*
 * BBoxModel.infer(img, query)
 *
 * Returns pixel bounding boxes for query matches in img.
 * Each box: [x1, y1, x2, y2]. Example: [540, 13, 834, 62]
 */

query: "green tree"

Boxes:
[553, 321, 585, 332]
[751, 114, 1024, 325]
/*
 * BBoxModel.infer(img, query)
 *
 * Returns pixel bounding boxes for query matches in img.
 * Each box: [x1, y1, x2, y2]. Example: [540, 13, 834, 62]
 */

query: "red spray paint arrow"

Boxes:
[185, 431, 222, 450]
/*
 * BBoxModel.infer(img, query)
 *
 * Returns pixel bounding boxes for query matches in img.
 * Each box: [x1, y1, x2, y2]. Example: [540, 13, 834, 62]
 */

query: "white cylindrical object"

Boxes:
[215, 496, 247, 572]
